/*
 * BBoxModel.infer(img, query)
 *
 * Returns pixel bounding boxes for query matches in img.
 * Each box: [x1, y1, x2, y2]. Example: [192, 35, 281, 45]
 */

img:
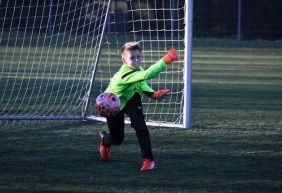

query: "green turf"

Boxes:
[1, 39, 282, 193]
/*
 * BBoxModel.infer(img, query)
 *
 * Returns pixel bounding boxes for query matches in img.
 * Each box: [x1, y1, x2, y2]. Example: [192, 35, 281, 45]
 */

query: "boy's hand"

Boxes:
[150, 89, 170, 100]
[163, 48, 179, 64]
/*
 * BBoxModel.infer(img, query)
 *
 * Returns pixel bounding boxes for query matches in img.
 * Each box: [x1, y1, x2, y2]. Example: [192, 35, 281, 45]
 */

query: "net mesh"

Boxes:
[0, 0, 186, 126]
[0, 0, 111, 119]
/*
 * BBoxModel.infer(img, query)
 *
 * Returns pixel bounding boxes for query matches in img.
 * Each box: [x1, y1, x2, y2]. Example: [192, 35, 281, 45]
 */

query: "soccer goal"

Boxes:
[0, 0, 192, 128]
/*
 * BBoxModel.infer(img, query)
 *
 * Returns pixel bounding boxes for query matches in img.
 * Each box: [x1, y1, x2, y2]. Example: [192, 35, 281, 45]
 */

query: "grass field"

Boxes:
[1, 39, 282, 193]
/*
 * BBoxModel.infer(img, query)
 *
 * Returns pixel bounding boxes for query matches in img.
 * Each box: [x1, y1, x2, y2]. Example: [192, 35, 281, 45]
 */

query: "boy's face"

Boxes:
[122, 49, 142, 70]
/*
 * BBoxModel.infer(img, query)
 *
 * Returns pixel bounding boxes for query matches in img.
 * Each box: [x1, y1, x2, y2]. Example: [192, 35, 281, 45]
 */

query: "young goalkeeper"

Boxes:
[99, 42, 178, 171]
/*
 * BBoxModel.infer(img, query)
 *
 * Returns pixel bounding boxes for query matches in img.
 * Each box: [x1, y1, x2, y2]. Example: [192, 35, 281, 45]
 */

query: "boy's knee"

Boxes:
[111, 135, 124, 145]
[131, 120, 149, 136]
[136, 128, 149, 137]
[130, 114, 146, 129]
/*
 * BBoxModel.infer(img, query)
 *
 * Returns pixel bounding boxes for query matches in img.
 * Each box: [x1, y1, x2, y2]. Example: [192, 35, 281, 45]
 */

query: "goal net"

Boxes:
[0, 0, 191, 128]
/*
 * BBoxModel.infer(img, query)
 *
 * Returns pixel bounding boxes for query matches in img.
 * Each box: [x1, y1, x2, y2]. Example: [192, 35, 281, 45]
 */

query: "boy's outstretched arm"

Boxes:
[146, 49, 178, 100]
[120, 48, 179, 84]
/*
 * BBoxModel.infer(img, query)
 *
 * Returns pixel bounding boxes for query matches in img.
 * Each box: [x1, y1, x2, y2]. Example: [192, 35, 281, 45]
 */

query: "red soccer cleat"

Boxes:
[141, 159, 155, 171]
[99, 143, 111, 161]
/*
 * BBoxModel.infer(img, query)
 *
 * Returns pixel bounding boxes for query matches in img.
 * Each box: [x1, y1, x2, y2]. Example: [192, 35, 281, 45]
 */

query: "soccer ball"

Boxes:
[95, 92, 120, 117]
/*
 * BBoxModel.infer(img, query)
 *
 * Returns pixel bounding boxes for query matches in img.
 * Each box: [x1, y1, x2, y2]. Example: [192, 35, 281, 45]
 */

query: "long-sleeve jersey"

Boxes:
[105, 59, 167, 110]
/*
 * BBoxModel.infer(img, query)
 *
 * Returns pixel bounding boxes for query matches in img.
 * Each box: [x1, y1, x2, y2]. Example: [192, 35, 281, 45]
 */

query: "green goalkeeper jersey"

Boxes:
[105, 59, 167, 110]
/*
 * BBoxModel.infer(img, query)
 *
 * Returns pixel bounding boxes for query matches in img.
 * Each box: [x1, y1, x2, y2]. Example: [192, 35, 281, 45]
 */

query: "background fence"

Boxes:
[0, 0, 281, 41]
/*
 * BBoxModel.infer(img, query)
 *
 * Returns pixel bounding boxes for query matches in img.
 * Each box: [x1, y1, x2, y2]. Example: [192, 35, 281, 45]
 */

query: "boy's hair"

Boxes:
[120, 42, 142, 53]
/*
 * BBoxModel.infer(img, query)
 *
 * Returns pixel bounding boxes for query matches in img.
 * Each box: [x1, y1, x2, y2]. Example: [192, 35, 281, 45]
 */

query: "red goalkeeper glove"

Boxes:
[150, 89, 170, 100]
[163, 48, 179, 64]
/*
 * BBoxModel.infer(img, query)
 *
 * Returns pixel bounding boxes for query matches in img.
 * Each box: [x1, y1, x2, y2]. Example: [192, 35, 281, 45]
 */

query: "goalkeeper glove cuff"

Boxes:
[150, 89, 170, 100]
[163, 48, 179, 64]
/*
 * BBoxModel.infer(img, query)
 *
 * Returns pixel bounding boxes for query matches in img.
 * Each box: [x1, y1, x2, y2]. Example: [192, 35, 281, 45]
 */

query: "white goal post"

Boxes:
[0, 0, 192, 128]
